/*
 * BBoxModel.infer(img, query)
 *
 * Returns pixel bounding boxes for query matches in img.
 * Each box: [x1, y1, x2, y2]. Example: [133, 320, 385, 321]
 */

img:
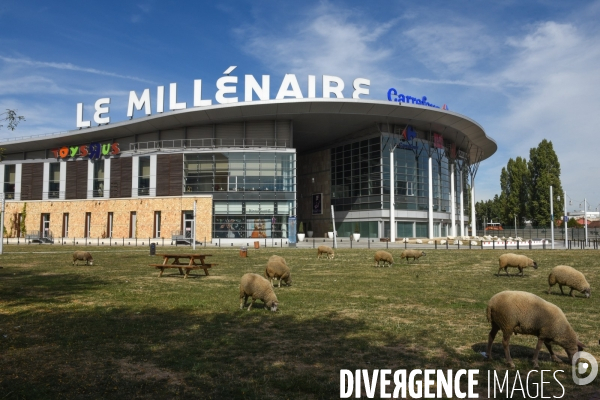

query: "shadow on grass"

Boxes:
[1, 306, 480, 400]
[0, 269, 108, 306]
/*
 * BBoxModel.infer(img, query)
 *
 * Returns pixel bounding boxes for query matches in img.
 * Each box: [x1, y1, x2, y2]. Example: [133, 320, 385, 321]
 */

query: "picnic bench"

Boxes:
[149, 253, 216, 278]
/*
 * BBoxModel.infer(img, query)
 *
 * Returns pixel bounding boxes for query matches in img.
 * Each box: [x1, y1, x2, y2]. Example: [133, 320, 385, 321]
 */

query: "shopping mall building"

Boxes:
[0, 72, 496, 242]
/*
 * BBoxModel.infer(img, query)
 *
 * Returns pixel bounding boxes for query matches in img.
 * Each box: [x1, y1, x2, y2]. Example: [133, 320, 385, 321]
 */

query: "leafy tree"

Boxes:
[567, 217, 582, 228]
[528, 140, 563, 227]
[500, 156, 530, 225]
[0, 109, 25, 131]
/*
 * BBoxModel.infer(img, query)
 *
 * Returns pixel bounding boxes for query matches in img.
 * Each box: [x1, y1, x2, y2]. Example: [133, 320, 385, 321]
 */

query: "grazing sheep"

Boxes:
[497, 253, 537, 277]
[548, 265, 591, 298]
[399, 249, 426, 263]
[239, 273, 279, 311]
[317, 245, 334, 260]
[265, 257, 292, 287]
[374, 250, 394, 267]
[72, 251, 93, 266]
[486, 291, 584, 368]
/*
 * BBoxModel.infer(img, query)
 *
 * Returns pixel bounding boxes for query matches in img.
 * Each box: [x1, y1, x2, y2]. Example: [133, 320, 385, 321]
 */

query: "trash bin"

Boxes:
[149, 243, 156, 256]
[240, 246, 248, 258]
[254, 241, 260, 249]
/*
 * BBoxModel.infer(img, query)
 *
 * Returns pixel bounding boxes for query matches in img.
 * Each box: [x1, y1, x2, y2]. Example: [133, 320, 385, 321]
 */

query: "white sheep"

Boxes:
[317, 245, 334, 260]
[486, 290, 584, 368]
[416, 239, 423, 244]
[547, 265, 591, 298]
[440, 240, 447, 245]
[265, 256, 292, 287]
[497, 253, 538, 277]
[399, 249, 426, 263]
[72, 251, 93, 266]
[239, 273, 279, 311]
[374, 250, 394, 267]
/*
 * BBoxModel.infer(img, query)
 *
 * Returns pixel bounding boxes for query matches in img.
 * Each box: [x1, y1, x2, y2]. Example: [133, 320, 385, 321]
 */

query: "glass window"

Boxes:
[93, 161, 104, 198]
[47, 163, 61, 199]
[138, 157, 150, 196]
[4, 165, 15, 199]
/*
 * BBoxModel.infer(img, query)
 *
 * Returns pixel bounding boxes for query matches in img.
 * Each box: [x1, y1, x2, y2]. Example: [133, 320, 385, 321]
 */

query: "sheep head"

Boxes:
[583, 288, 591, 298]
[531, 260, 538, 269]
[268, 300, 279, 312]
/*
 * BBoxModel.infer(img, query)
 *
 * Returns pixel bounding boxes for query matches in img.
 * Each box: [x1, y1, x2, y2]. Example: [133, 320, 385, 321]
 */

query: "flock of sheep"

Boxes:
[238, 245, 593, 370]
[72, 245, 592, 369]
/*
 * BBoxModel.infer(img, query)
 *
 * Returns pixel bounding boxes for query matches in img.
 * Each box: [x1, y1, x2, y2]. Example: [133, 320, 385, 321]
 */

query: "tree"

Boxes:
[0, 109, 25, 130]
[528, 140, 563, 227]
[567, 217, 582, 228]
[500, 156, 530, 226]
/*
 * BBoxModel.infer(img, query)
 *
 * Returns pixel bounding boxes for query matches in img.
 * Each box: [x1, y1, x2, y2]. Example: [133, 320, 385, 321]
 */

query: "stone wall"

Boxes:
[3, 196, 212, 239]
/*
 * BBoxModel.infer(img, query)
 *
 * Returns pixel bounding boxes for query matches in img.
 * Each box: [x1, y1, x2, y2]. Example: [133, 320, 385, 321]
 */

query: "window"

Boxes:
[4, 165, 15, 199]
[138, 157, 150, 196]
[62, 213, 69, 237]
[107, 212, 113, 238]
[93, 161, 104, 198]
[154, 211, 161, 238]
[48, 163, 60, 199]
[130, 212, 136, 238]
[85, 212, 91, 238]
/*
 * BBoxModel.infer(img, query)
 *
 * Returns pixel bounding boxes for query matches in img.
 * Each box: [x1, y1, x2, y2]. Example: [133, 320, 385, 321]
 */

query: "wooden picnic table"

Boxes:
[149, 253, 216, 278]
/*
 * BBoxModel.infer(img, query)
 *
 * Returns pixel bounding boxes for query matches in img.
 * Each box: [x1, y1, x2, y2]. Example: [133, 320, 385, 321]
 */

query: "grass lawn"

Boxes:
[0, 246, 598, 399]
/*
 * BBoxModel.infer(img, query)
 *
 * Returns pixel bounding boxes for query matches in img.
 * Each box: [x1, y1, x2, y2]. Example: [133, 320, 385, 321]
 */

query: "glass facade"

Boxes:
[329, 132, 468, 238]
[182, 152, 295, 239]
[138, 157, 150, 196]
[330, 137, 381, 211]
[4, 165, 15, 199]
[93, 161, 104, 198]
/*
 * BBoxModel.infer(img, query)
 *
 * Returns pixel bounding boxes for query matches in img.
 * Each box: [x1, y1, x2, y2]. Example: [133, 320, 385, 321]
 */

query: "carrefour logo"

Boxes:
[387, 88, 448, 110]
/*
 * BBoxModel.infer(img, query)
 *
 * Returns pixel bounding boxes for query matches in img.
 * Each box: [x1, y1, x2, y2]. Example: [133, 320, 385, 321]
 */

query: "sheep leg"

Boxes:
[569, 288, 575, 297]
[278, 279, 281, 288]
[486, 324, 499, 360]
[532, 338, 544, 368]
[547, 285, 552, 294]
[518, 267, 523, 277]
[502, 331, 515, 368]
[544, 342, 561, 363]
[247, 298, 255, 311]
[559, 284, 565, 295]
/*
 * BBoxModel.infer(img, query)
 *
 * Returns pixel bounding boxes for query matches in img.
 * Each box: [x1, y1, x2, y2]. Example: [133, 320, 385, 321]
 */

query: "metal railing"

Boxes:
[130, 138, 290, 152]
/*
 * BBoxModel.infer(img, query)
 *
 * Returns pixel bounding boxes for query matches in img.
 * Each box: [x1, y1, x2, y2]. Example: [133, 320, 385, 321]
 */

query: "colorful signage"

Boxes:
[433, 133, 444, 149]
[51, 142, 120, 160]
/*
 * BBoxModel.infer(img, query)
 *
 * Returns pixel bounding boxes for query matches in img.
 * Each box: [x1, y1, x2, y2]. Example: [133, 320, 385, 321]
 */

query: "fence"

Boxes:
[475, 226, 598, 241]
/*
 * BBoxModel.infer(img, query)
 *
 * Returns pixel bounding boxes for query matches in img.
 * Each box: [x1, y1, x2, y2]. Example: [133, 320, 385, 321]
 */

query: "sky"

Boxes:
[1, 0, 599, 213]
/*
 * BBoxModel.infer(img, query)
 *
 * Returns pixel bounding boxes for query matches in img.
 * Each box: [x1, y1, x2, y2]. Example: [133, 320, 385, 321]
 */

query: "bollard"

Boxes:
[469, 241, 471, 250]
[529, 240, 532, 250]
[150, 242, 156, 256]
[504, 240, 507, 250]
[458, 241, 460, 250]
[517, 240, 519, 250]
[435, 241, 437, 250]
[446, 240, 448, 250]
[386, 240, 388, 249]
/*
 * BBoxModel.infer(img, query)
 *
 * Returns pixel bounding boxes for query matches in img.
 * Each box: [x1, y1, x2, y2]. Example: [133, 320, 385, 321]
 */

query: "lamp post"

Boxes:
[550, 185, 554, 249]
[389, 142, 399, 242]
[584, 198, 588, 245]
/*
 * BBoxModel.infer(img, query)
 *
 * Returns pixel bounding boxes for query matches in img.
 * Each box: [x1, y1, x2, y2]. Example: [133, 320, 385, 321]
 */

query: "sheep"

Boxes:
[399, 249, 426, 263]
[497, 253, 537, 277]
[72, 251, 93, 266]
[486, 290, 584, 368]
[317, 245, 334, 260]
[239, 273, 279, 311]
[265, 256, 292, 287]
[374, 250, 394, 267]
[547, 265, 591, 298]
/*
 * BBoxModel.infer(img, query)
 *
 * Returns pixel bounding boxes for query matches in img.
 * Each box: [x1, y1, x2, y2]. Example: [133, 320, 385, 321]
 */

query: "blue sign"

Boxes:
[288, 217, 297, 244]
[387, 88, 446, 110]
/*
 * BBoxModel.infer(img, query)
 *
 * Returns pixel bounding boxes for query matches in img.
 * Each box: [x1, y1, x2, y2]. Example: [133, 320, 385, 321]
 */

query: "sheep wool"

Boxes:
[374, 250, 394, 267]
[239, 273, 279, 311]
[486, 290, 583, 368]
[548, 265, 591, 298]
[497, 253, 537, 277]
[399, 249, 426, 263]
[317, 245, 334, 260]
[72, 251, 94, 266]
[265, 257, 292, 287]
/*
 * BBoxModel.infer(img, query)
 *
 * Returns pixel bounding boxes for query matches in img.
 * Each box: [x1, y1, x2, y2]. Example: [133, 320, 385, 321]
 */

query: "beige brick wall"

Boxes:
[3, 196, 212, 239]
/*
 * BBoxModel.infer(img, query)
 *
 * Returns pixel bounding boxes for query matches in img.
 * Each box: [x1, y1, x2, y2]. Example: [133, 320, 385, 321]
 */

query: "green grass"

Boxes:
[0, 246, 598, 399]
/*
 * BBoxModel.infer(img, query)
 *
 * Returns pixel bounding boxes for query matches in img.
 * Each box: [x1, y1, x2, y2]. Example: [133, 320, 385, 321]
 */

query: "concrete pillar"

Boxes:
[459, 167, 465, 237]
[428, 154, 433, 239]
[450, 162, 455, 237]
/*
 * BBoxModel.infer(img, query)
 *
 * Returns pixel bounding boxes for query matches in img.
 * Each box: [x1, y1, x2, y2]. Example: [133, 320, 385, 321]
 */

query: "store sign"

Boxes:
[387, 88, 447, 110]
[76, 67, 371, 128]
[51, 142, 120, 160]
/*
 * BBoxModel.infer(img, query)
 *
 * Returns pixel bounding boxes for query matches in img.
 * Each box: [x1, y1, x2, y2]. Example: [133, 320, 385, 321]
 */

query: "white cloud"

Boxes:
[0, 56, 156, 84]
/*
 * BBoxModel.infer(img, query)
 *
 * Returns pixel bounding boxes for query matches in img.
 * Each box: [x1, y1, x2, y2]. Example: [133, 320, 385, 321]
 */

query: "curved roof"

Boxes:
[0, 98, 497, 162]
